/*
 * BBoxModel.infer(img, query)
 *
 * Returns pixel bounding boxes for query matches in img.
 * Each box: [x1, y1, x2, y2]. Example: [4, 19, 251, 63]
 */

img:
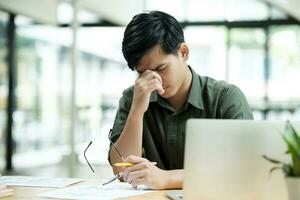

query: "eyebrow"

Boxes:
[137, 63, 165, 74]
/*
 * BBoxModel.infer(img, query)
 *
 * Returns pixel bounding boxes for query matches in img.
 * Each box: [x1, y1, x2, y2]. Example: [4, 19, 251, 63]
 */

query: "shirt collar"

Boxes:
[186, 66, 204, 110]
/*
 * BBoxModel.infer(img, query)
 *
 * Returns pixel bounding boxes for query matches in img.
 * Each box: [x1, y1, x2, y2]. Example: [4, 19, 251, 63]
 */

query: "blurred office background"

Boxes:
[0, 0, 300, 178]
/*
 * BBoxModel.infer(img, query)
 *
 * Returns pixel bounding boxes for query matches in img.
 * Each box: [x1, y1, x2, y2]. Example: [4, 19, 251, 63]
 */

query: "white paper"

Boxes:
[0, 176, 83, 188]
[39, 182, 151, 200]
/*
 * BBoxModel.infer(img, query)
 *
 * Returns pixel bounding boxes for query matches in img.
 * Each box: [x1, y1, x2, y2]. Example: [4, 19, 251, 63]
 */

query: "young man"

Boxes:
[108, 11, 253, 189]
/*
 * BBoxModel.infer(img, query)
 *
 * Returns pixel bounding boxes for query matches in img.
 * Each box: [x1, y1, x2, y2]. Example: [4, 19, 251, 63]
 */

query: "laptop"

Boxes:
[166, 190, 183, 200]
[167, 120, 300, 200]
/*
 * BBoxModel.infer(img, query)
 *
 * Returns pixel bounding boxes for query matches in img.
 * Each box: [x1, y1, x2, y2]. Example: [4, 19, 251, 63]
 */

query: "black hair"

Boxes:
[122, 10, 185, 70]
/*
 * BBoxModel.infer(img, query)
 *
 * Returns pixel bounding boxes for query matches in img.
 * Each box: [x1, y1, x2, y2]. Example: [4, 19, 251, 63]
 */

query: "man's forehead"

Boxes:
[135, 46, 166, 72]
[136, 60, 162, 73]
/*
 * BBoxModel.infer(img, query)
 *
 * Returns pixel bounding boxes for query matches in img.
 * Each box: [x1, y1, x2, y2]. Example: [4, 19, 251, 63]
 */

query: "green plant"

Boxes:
[263, 121, 300, 177]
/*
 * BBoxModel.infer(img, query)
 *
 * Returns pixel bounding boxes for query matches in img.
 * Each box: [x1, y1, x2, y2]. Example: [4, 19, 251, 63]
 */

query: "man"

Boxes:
[108, 10, 253, 189]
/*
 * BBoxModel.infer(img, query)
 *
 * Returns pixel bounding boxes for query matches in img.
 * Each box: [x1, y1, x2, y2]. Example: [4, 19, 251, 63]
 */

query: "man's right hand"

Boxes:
[130, 70, 164, 116]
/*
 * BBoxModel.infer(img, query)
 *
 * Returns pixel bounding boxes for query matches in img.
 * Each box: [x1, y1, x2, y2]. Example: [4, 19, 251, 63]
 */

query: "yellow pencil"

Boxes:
[113, 162, 157, 167]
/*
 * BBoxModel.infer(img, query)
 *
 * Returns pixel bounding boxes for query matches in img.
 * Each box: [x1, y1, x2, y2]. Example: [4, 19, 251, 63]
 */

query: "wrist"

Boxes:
[129, 107, 145, 118]
[163, 170, 183, 189]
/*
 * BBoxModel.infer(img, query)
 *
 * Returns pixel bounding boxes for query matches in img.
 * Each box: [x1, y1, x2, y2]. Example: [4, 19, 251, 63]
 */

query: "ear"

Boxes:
[178, 43, 189, 62]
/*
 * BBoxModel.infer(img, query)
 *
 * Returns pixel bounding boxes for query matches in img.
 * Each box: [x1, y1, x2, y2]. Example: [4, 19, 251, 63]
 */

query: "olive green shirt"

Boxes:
[109, 67, 253, 170]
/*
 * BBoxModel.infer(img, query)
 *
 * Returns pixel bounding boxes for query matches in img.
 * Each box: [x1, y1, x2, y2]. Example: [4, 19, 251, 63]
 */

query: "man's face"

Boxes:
[135, 44, 188, 99]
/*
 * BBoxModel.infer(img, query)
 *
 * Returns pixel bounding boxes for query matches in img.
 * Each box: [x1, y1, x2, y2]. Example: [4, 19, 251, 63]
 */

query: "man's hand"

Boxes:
[122, 155, 168, 189]
[131, 70, 164, 116]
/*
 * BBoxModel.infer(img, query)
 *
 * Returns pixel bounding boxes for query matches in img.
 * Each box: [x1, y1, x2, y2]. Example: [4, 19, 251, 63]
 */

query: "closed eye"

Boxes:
[156, 65, 166, 72]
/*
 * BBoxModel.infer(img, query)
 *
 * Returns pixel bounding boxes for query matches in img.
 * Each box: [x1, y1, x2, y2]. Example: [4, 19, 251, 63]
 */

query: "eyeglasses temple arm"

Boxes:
[108, 129, 125, 162]
[84, 141, 95, 173]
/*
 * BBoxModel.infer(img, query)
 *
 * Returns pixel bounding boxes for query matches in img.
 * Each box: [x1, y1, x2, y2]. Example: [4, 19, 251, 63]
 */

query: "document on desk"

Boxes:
[39, 182, 150, 200]
[0, 176, 83, 188]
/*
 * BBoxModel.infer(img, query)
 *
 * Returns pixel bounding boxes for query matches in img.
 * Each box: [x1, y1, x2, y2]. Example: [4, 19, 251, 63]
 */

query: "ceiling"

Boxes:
[266, 0, 300, 21]
[0, 0, 58, 25]
[0, 0, 299, 26]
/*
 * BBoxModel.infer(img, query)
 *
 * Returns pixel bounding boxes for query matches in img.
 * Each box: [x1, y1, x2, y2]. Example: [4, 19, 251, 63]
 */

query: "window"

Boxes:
[186, 0, 269, 21]
[0, 11, 8, 171]
[269, 26, 300, 102]
[185, 26, 227, 81]
[146, 0, 186, 21]
[267, 26, 300, 120]
[225, 0, 269, 21]
[76, 27, 136, 165]
[13, 24, 136, 169]
[14, 23, 70, 167]
[228, 28, 265, 102]
[186, 0, 226, 21]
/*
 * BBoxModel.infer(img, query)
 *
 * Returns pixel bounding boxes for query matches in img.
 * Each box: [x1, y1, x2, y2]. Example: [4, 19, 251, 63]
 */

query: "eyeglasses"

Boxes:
[84, 129, 123, 186]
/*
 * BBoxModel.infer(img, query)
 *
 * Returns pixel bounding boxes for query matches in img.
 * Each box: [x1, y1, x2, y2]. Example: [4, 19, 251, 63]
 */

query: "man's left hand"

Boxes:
[122, 155, 168, 189]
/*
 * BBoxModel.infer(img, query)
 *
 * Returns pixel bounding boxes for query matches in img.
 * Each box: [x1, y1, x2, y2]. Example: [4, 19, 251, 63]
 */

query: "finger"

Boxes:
[123, 162, 147, 180]
[131, 177, 144, 188]
[147, 82, 164, 95]
[136, 71, 163, 94]
[140, 70, 152, 77]
[138, 70, 152, 79]
[142, 79, 164, 94]
[125, 159, 150, 171]
[138, 77, 160, 89]
[141, 71, 162, 84]
[135, 78, 160, 95]
[127, 170, 146, 184]
[151, 71, 162, 84]
[150, 80, 165, 95]
[122, 162, 148, 181]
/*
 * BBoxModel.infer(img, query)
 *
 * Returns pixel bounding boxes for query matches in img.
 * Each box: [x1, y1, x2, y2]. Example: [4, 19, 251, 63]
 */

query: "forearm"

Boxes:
[110, 70, 163, 175]
[165, 169, 184, 189]
[110, 110, 143, 171]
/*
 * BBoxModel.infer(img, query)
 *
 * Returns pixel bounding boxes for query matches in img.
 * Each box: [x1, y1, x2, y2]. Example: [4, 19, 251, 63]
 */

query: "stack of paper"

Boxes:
[0, 176, 83, 188]
[0, 184, 14, 198]
[39, 182, 150, 200]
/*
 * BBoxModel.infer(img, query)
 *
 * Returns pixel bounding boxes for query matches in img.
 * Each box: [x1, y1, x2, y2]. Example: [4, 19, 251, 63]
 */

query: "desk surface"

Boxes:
[4, 179, 171, 200]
